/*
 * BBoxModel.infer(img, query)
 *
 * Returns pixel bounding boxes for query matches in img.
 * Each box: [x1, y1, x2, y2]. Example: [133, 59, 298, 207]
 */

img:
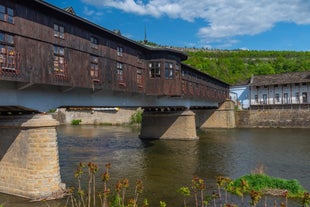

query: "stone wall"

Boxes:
[0, 114, 65, 199]
[56, 108, 137, 125]
[236, 109, 310, 128]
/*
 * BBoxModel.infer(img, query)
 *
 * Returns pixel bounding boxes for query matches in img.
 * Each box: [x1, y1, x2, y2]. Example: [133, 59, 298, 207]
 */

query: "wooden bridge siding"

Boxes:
[0, 0, 229, 105]
[180, 66, 229, 102]
[2, 1, 147, 92]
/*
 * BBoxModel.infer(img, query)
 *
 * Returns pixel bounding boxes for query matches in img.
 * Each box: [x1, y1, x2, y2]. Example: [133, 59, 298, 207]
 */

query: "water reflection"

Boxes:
[0, 126, 309, 207]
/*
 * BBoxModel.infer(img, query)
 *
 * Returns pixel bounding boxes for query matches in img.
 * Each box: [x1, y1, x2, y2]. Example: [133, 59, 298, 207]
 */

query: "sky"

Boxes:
[44, 0, 310, 51]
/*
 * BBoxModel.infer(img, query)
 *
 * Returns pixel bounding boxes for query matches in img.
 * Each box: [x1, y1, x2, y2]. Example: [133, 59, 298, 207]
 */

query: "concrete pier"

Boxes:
[195, 100, 236, 129]
[140, 110, 198, 140]
[0, 114, 65, 199]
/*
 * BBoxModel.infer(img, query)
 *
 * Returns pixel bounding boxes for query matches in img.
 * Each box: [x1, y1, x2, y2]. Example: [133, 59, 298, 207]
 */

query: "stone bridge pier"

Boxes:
[140, 109, 198, 140]
[0, 114, 65, 199]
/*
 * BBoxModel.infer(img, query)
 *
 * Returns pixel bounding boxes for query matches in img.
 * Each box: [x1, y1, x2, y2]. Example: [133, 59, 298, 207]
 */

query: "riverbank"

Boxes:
[53, 107, 310, 129]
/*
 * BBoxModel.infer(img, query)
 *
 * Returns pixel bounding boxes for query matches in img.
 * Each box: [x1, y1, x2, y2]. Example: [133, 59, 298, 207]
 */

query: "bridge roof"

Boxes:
[27, 0, 187, 61]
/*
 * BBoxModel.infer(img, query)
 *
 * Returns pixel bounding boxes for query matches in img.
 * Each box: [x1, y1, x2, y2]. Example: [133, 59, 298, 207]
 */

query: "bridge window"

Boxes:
[90, 55, 99, 80]
[116, 62, 124, 84]
[136, 69, 143, 87]
[117, 47, 123, 56]
[90, 36, 98, 49]
[175, 64, 180, 79]
[0, 32, 16, 72]
[165, 62, 173, 79]
[54, 24, 65, 39]
[0, 45, 16, 71]
[53, 46, 65, 75]
[149, 62, 160, 78]
[0, 5, 14, 24]
[0, 32, 14, 44]
[181, 70, 185, 77]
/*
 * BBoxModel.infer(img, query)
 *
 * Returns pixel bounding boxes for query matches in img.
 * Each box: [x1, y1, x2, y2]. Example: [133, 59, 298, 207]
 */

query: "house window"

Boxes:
[0, 32, 16, 71]
[53, 46, 65, 74]
[283, 93, 289, 104]
[90, 36, 98, 49]
[275, 93, 280, 103]
[149, 62, 160, 78]
[165, 62, 173, 79]
[136, 69, 143, 87]
[117, 47, 123, 56]
[302, 92, 307, 103]
[116, 62, 124, 83]
[54, 24, 65, 39]
[254, 95, 258, 103]
[295, 92, 300, 103]
[90, 55, 99, 80]
[263, 94, 267, 104]
[0, 5, 14, 24]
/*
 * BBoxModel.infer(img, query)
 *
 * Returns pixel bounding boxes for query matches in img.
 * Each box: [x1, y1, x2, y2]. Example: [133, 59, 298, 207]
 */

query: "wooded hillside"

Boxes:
[183, 50, 310, 85]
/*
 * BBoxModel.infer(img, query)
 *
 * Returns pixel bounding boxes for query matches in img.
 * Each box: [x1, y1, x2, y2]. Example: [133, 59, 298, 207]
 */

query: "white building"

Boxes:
[249, 71, 310, 109]
[230, 80, 250, 109]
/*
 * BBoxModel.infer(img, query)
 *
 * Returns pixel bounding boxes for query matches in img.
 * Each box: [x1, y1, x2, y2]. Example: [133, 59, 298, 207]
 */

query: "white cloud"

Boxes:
[83, 6, 103, 17]
[81, 0, 310, 47]
[83, 7, 95, 16]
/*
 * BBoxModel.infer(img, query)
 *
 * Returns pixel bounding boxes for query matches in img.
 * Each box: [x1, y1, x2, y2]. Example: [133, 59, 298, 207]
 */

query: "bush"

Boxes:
[71, 119, 82, 125]
[130, 109, 143, 124]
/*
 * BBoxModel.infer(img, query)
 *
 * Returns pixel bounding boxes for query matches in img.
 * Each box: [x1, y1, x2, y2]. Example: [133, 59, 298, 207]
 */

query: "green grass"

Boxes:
[228, 174, 307, 198]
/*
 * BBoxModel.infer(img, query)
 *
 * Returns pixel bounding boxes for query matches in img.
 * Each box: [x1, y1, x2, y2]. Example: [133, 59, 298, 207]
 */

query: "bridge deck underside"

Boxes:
[0, 82, 218, 112]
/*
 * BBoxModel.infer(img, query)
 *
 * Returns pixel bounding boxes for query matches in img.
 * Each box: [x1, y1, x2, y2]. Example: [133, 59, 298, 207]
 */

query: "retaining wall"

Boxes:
[56, 108, 137, 125]
[236, 109, 310, 128]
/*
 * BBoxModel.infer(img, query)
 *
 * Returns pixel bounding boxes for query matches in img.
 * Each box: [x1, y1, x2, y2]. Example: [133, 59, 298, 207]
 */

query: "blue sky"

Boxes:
[45, 0, 310, 51]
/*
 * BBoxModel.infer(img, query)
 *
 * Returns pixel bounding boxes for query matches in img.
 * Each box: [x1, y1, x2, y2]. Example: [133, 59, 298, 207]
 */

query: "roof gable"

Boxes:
[64, 7, 76, 15]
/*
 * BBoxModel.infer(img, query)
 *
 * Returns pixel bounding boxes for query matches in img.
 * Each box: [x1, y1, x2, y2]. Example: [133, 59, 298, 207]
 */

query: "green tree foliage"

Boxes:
[184, 50, 310, 85]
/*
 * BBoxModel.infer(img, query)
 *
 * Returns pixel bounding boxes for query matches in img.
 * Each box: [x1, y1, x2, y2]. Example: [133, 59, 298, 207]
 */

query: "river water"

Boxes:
[0, 126, 309, 207]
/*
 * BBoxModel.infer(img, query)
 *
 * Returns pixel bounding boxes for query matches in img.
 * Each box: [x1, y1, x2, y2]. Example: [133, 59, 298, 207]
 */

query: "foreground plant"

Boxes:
[302, 192, 310, 207]
[58, 162, 309, 207]
[177, 186, 191, 207]
[192, 176, 206, 207]
[216, 176, 231, 204]
[65, 162, 146, 207]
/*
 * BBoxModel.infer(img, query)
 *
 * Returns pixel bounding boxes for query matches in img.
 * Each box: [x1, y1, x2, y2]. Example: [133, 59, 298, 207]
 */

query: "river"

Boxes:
[0, 126, 309, 206]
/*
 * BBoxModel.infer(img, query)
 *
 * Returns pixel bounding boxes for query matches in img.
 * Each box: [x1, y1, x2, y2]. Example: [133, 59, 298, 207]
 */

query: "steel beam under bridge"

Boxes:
[0, 81, 218, 112]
